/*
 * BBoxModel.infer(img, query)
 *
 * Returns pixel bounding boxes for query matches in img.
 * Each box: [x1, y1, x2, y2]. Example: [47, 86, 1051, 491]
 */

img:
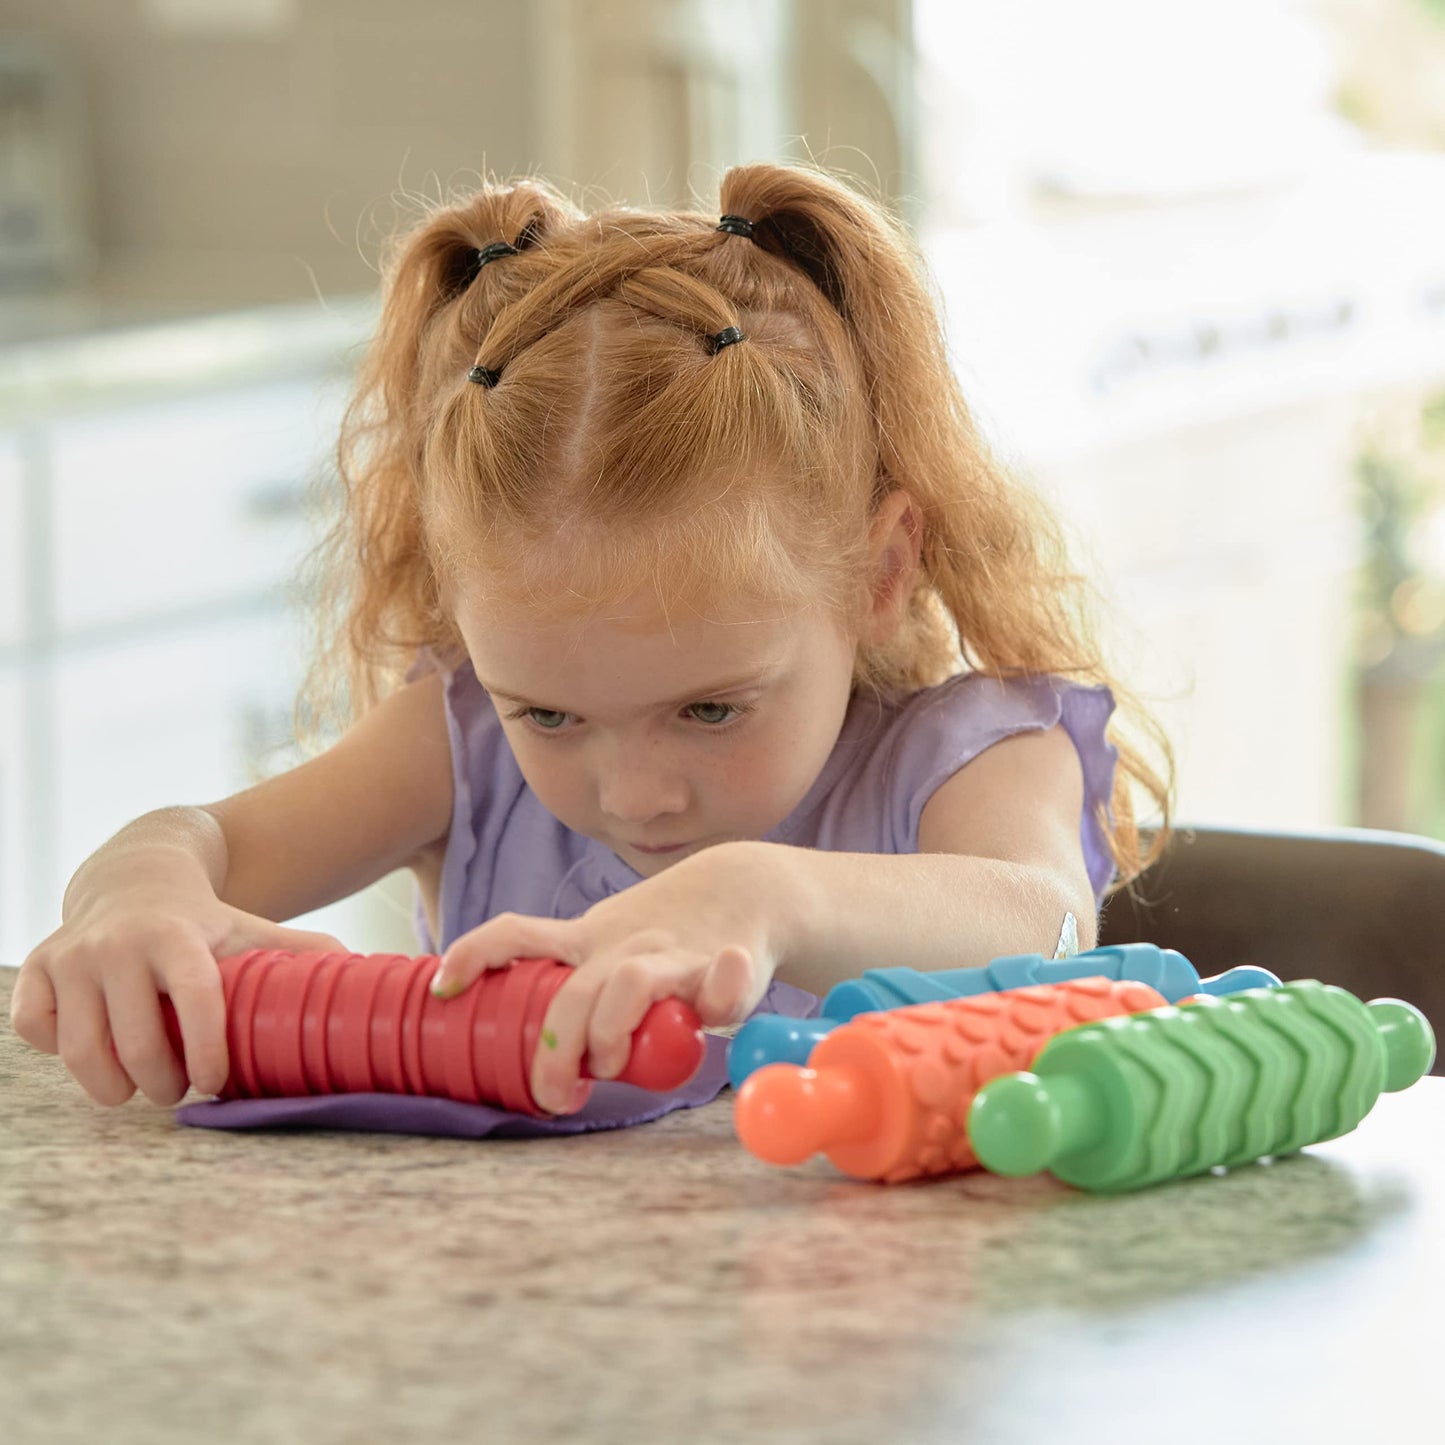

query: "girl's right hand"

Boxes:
[8, 874, 346, 1109]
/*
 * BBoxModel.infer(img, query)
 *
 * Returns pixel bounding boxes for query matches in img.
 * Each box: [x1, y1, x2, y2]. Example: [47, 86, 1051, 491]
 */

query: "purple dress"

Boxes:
[178, 665, 1118, 1139]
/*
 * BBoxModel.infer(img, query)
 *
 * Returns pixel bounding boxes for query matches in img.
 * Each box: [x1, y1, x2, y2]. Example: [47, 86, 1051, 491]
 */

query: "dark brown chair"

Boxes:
[1098, 824, 1444, 1076]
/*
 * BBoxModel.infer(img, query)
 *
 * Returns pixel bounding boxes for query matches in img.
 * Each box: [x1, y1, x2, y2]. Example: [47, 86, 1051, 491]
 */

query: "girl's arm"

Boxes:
[58, 671, 454, 927]
[199, 670, 454, 923]
[762, 722, 1097, 996]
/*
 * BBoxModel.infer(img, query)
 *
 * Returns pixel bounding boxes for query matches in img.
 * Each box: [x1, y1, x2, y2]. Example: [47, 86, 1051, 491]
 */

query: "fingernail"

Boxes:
[538, 1085, 587, 1116]
[533, 1073, 585, 1115]
[430, 970, 461, 998]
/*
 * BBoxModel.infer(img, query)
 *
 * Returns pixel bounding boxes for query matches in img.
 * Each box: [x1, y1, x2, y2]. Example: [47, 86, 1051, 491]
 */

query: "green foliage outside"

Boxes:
[1354, 389, 1445, 837]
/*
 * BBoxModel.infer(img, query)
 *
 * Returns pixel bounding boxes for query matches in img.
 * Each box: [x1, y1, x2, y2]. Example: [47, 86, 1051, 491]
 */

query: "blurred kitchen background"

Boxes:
[2, 0, 1444, 967]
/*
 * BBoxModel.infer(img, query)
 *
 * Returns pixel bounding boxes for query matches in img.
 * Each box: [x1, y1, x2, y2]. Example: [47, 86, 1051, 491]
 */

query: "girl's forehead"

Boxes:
[455, 582, 850, 709]
[452, 568, 813, 636]
[458, 607, 815, 676]
[436, 486, 860, 629]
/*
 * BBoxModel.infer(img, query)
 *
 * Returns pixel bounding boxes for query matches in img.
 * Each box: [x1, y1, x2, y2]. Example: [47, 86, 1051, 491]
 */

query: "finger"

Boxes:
[152, 949, 229, 1098]
[9, 959, 60, 1054]
[55, 979, 138, 1107]
[105, 973, 190, 1108]
[433, 913, 582, 999]
[696, 945, 762, 1026]
[529, 962, 618, 1114]
[268, 925, 350, 955]
[218, 914, 348, 959]
[584, 952, 707, 1082]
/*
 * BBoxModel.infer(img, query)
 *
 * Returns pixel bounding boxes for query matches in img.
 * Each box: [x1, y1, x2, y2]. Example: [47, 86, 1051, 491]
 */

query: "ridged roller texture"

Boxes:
[156, 950, 706, 1115]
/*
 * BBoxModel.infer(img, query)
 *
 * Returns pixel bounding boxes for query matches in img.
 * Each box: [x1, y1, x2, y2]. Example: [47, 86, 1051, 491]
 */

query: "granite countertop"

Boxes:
[1, 968, 1440, 1445]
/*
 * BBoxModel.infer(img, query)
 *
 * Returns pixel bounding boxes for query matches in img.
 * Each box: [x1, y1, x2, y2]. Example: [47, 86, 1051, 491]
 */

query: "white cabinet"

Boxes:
[50, 609, 305, 901]
[2, 342, 420, 971]
[49, 378, 344, 634]
[20, 606, 417, 960]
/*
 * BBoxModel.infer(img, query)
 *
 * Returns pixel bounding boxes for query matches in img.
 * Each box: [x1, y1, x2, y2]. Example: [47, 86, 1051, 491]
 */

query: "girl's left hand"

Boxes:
[429, 841, 791, 1114]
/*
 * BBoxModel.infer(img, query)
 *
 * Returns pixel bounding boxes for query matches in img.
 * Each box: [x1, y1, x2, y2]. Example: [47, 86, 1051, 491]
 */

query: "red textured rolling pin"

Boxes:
[153, 950, 707, 1116]
[734, 977, 1168, 1182]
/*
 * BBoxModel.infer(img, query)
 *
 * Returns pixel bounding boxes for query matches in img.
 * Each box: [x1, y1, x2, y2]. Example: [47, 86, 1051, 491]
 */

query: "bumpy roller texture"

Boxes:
[735, 976, 1166, 1182]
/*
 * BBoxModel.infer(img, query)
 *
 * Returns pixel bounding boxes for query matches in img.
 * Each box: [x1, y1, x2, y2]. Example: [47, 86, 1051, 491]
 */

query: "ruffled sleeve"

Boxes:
[882, 674, 1120, 902]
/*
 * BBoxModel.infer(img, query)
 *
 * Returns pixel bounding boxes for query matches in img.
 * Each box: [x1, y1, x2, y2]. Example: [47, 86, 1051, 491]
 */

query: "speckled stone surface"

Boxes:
[2, 968, 1441, 1445]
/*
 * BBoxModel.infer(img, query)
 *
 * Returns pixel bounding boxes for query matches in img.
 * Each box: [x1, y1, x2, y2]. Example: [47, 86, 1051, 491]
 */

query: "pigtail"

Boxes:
[718, 162, 1173, 885]
[300, 179, 581, 736]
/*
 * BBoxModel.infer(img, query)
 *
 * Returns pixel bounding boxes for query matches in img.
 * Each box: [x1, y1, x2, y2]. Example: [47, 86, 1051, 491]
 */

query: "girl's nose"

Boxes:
[597, 746, 689, 825]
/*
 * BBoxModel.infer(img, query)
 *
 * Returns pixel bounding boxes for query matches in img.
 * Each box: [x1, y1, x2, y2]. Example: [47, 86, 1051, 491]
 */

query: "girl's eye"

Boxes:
[506, 700, 754, 732]
[685, 701, 752, 726]
[518, 707, 573, 731]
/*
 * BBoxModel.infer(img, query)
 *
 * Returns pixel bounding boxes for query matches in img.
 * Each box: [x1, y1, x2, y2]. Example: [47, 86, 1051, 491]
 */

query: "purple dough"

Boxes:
[173, 977, 820, 1139]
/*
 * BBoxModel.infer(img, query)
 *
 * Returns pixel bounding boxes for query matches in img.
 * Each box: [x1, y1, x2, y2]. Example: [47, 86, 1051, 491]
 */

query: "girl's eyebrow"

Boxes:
[479, 667, 779, 712]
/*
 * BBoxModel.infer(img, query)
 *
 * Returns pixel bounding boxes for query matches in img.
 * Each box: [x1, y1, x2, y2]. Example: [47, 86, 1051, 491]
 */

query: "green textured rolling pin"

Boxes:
[966, 980, 1436, 1193]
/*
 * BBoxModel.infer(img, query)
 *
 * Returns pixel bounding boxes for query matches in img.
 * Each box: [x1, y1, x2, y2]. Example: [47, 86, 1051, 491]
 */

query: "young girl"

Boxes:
[10, 162, 1171, 1120]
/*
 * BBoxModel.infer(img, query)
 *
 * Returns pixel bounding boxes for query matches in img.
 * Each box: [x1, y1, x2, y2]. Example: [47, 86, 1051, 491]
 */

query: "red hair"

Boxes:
[304, 163, 1173, 885]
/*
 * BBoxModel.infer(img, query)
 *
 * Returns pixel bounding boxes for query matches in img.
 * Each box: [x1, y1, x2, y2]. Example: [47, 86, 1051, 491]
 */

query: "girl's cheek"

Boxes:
[712, 739, 773, 794]
[718, 737, 803, 816]
[511, 743, 583, 816]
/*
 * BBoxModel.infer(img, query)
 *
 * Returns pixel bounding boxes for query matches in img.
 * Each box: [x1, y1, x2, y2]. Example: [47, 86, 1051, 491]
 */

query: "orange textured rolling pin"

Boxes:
[153, 950, 706, 1117]
[734, 977, 1166, 1182]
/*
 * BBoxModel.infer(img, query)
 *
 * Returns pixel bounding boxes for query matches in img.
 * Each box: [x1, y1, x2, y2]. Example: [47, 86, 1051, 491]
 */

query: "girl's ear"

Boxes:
[862, 490, 923, 643]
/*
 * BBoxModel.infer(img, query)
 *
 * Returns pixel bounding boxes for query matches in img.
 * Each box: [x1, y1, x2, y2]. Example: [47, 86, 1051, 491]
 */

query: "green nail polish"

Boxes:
[541, 1028, 558, 1050]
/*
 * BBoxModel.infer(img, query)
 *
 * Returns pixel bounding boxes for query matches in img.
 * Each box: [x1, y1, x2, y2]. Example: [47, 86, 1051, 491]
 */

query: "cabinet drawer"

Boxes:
[49, 376, 347, 634]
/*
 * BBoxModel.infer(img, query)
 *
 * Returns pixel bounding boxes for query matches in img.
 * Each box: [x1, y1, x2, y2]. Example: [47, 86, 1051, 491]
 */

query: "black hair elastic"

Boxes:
[706, 326, 746, 354]
[453, 237, 521, 300]
[716, 215, 755, 239]
[462, 242, 520, 384]
[477, 240, 519, 266]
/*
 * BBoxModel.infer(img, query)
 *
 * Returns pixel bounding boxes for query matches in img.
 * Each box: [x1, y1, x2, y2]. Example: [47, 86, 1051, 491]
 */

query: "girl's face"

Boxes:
[453, 585, 860, 877]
